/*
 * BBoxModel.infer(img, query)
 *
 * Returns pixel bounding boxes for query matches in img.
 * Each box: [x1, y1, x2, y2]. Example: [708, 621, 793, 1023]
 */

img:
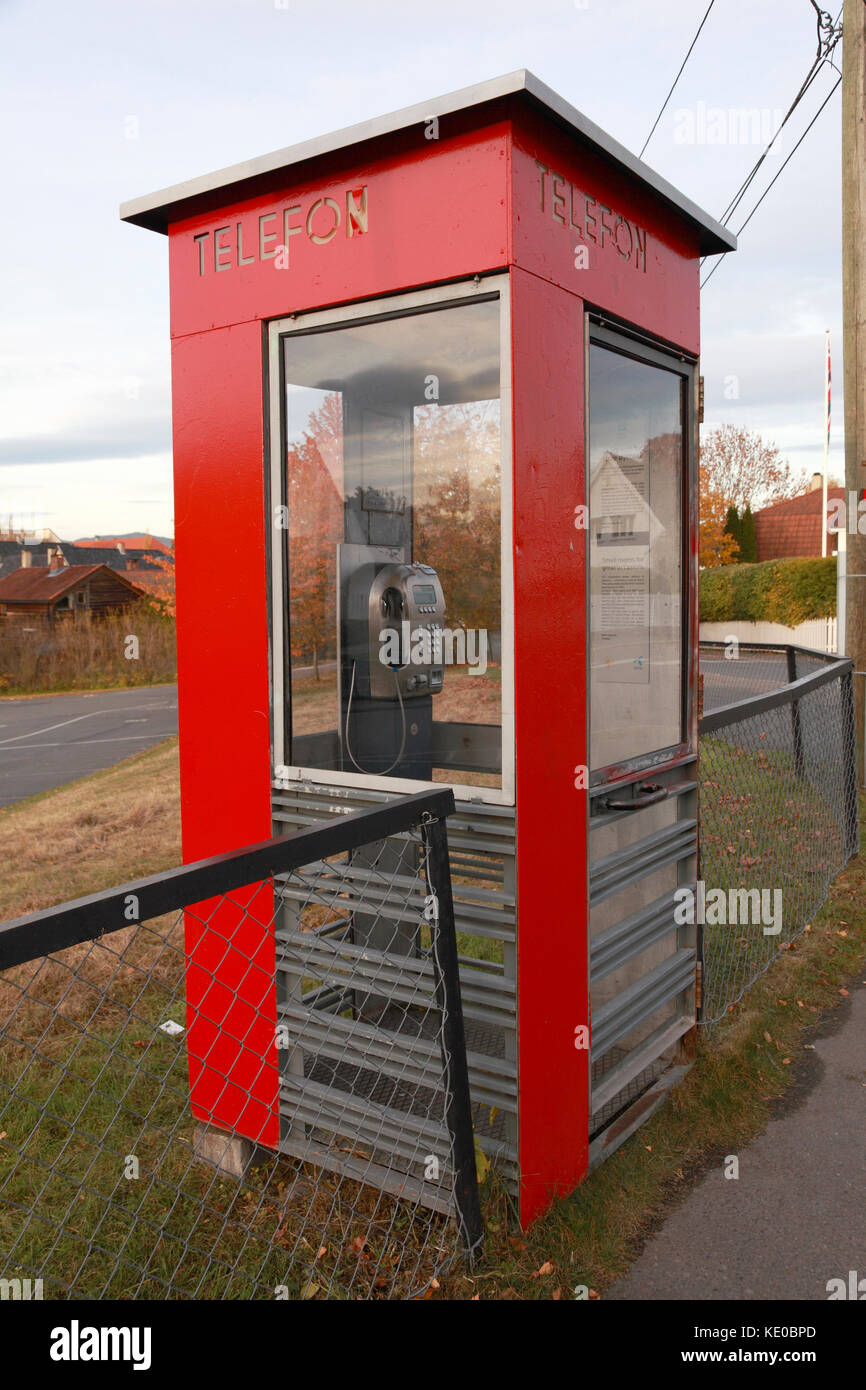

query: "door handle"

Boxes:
[602, 781, 669, 811]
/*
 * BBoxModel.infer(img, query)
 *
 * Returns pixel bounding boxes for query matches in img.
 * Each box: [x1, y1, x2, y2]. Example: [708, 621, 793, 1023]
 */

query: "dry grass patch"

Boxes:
[0, 737, 180, 920]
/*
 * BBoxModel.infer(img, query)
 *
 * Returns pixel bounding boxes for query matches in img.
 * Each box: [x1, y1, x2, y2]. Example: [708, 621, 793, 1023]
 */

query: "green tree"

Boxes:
[724, 504, 742, 559]
[739, 505, 757, 563]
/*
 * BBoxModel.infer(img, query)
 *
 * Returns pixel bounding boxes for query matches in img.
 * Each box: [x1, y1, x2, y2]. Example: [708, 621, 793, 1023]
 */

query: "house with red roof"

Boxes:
[753, 476, 844, 562]
[0, 564, 143, 626]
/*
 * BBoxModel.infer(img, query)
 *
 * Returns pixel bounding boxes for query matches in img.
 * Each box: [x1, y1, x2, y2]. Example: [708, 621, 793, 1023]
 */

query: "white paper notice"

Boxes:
[592, 455, 651, 684]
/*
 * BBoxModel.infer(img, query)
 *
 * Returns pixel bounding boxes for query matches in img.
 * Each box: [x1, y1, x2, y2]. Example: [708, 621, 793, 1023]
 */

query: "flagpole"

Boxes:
[822, 329, 830, 558]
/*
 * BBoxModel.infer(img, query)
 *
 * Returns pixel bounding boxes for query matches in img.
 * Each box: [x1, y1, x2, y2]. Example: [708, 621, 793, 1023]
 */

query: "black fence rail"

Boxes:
[0, 788, 482, 1300]
[698, 642, 858, 1025]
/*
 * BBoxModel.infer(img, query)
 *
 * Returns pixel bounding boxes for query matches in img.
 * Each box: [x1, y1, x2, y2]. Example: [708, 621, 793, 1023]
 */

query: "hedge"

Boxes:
[700, 556, 836, 624]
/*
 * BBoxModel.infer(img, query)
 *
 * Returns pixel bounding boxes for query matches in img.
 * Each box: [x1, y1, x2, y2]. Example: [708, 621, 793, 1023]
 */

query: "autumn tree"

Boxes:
[700, 424, 799, 514]
[413, 400, 501, 633]
[291, 400, 346, 675]
[286, 394, 344, 678]
[699, 425, 799, 568]
[142, 547, 176, 617]
[700, 486, 740, 568]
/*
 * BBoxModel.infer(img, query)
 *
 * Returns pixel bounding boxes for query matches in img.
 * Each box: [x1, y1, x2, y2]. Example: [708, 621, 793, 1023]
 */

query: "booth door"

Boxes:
[586, 319, 699, 1138]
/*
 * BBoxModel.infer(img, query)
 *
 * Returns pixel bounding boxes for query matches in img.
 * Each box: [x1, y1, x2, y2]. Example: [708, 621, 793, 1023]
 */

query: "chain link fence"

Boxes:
[0, 788, 481, 1301]
[698, 643, 859, 1026]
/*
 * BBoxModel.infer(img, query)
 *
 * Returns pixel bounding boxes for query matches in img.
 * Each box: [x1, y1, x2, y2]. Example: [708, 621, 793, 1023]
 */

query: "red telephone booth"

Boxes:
[122, 71, 734, 1226]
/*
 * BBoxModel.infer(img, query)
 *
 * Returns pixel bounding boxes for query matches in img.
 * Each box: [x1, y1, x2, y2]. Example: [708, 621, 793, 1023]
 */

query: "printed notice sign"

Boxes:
[591, 454, 651, 685]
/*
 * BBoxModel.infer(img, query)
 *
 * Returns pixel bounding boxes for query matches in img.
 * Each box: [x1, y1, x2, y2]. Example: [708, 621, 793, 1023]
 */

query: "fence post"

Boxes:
[422, 812, 484, 1262]
[787, 646, 805, 779]
[842, 668, 860, 857]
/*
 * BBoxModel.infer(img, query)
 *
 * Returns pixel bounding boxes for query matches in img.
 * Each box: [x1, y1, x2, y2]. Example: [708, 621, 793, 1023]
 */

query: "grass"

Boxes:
[0, 737, 181, 920]
[1, 740, 865, 1299]
[0, 610, 177, 696]
[699, 734, 850, 1022]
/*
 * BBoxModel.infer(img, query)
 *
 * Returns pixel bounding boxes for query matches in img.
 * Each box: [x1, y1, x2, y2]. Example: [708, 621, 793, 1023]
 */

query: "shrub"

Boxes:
[700, 556, 836, 624]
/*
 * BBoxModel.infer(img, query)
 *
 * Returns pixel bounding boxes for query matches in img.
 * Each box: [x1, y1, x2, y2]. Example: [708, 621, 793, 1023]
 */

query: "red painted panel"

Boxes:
[510, 110, 701, 354]
[170, 320, 279, 1145]
[185, 882, 279, 1147]
[168, 124, 510, 339]
[511, 267, 589, 1225]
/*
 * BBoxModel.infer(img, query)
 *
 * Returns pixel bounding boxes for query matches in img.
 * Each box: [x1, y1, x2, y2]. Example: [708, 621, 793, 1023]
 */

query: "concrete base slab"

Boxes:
[193, 1123, 270, 1179]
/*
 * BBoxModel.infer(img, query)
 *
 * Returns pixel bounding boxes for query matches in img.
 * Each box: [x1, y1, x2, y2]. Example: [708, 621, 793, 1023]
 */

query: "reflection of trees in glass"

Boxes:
[413, 402, 501, 633]
[287, 392, 344, 679]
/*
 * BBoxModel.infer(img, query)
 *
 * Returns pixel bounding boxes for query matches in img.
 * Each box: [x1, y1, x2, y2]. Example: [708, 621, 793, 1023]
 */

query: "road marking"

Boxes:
[0, 702, 175, 746]
[0, 736, 164, 750]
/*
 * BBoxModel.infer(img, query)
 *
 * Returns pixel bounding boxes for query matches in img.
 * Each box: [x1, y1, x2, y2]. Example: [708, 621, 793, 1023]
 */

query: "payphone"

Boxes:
[340, 551, 446, 777]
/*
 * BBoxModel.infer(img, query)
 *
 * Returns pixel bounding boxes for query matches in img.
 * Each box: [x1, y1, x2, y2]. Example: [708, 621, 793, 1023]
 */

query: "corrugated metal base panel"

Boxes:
[589, 1047, 669, 1135]
[278, 1004, 518, 1196]
[588, 1062, 691, 1171]
[272, 783, 519, 1190]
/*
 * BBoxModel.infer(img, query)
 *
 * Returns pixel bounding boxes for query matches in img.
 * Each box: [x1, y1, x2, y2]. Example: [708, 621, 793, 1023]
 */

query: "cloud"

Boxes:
[0, 420, 170, 466]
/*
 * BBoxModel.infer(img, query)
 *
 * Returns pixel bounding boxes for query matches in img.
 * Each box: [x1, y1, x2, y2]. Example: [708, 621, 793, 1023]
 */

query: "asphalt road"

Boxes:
[0, 686, 178, 810]
[700, 653, 788, 713]
[606, 982, 866, 1300]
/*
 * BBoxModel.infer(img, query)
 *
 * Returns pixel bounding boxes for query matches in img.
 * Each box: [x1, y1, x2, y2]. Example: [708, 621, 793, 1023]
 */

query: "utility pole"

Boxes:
[843, 0, 866, 781]
[822, 328, 830, 557]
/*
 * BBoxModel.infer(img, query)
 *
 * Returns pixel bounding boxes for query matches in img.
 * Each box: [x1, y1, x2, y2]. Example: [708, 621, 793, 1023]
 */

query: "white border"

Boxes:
[267, 273, 515, 807]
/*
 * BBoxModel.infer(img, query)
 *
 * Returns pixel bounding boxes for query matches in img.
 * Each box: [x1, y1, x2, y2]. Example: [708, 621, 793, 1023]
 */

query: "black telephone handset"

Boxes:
[380, 586, 404, 625]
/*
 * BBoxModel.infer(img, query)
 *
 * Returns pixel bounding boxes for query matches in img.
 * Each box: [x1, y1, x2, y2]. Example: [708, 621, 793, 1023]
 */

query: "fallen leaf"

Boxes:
[763, 1031, 772, 1043]
[840, 988, 850, 997]
[552, 1288, 562, 1300]
[315, 1245, 327, 1260]
[300, 1280, 320, 1300]
[531, 1260, 555, 1278]
[430, 1278, 440, 1290]
[474, 1137, 490, 1184]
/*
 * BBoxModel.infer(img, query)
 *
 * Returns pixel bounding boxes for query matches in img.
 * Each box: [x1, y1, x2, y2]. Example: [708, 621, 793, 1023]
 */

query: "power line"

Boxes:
[639, 0, 717, 159]
[713, 4, 842, 231]
[699, 1, 843, 288]
[701, 72, 842, 289]
[715, 60, 828, 229]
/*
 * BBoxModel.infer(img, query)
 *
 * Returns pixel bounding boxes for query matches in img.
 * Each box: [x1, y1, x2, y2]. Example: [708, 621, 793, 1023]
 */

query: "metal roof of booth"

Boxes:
[119, 69, 736, 257]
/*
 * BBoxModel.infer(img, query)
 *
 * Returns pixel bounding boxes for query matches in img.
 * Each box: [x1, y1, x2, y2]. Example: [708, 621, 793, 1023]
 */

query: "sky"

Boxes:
[0, 0, 846, 540]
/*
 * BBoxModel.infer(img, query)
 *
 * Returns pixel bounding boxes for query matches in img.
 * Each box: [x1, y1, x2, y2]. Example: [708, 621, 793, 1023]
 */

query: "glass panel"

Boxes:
[283, 297, 502, 789]
[589, 342, 684, 771]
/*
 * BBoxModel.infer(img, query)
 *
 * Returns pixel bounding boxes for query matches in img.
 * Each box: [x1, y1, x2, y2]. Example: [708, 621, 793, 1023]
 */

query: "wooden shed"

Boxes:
[0, 564, 143, 626]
